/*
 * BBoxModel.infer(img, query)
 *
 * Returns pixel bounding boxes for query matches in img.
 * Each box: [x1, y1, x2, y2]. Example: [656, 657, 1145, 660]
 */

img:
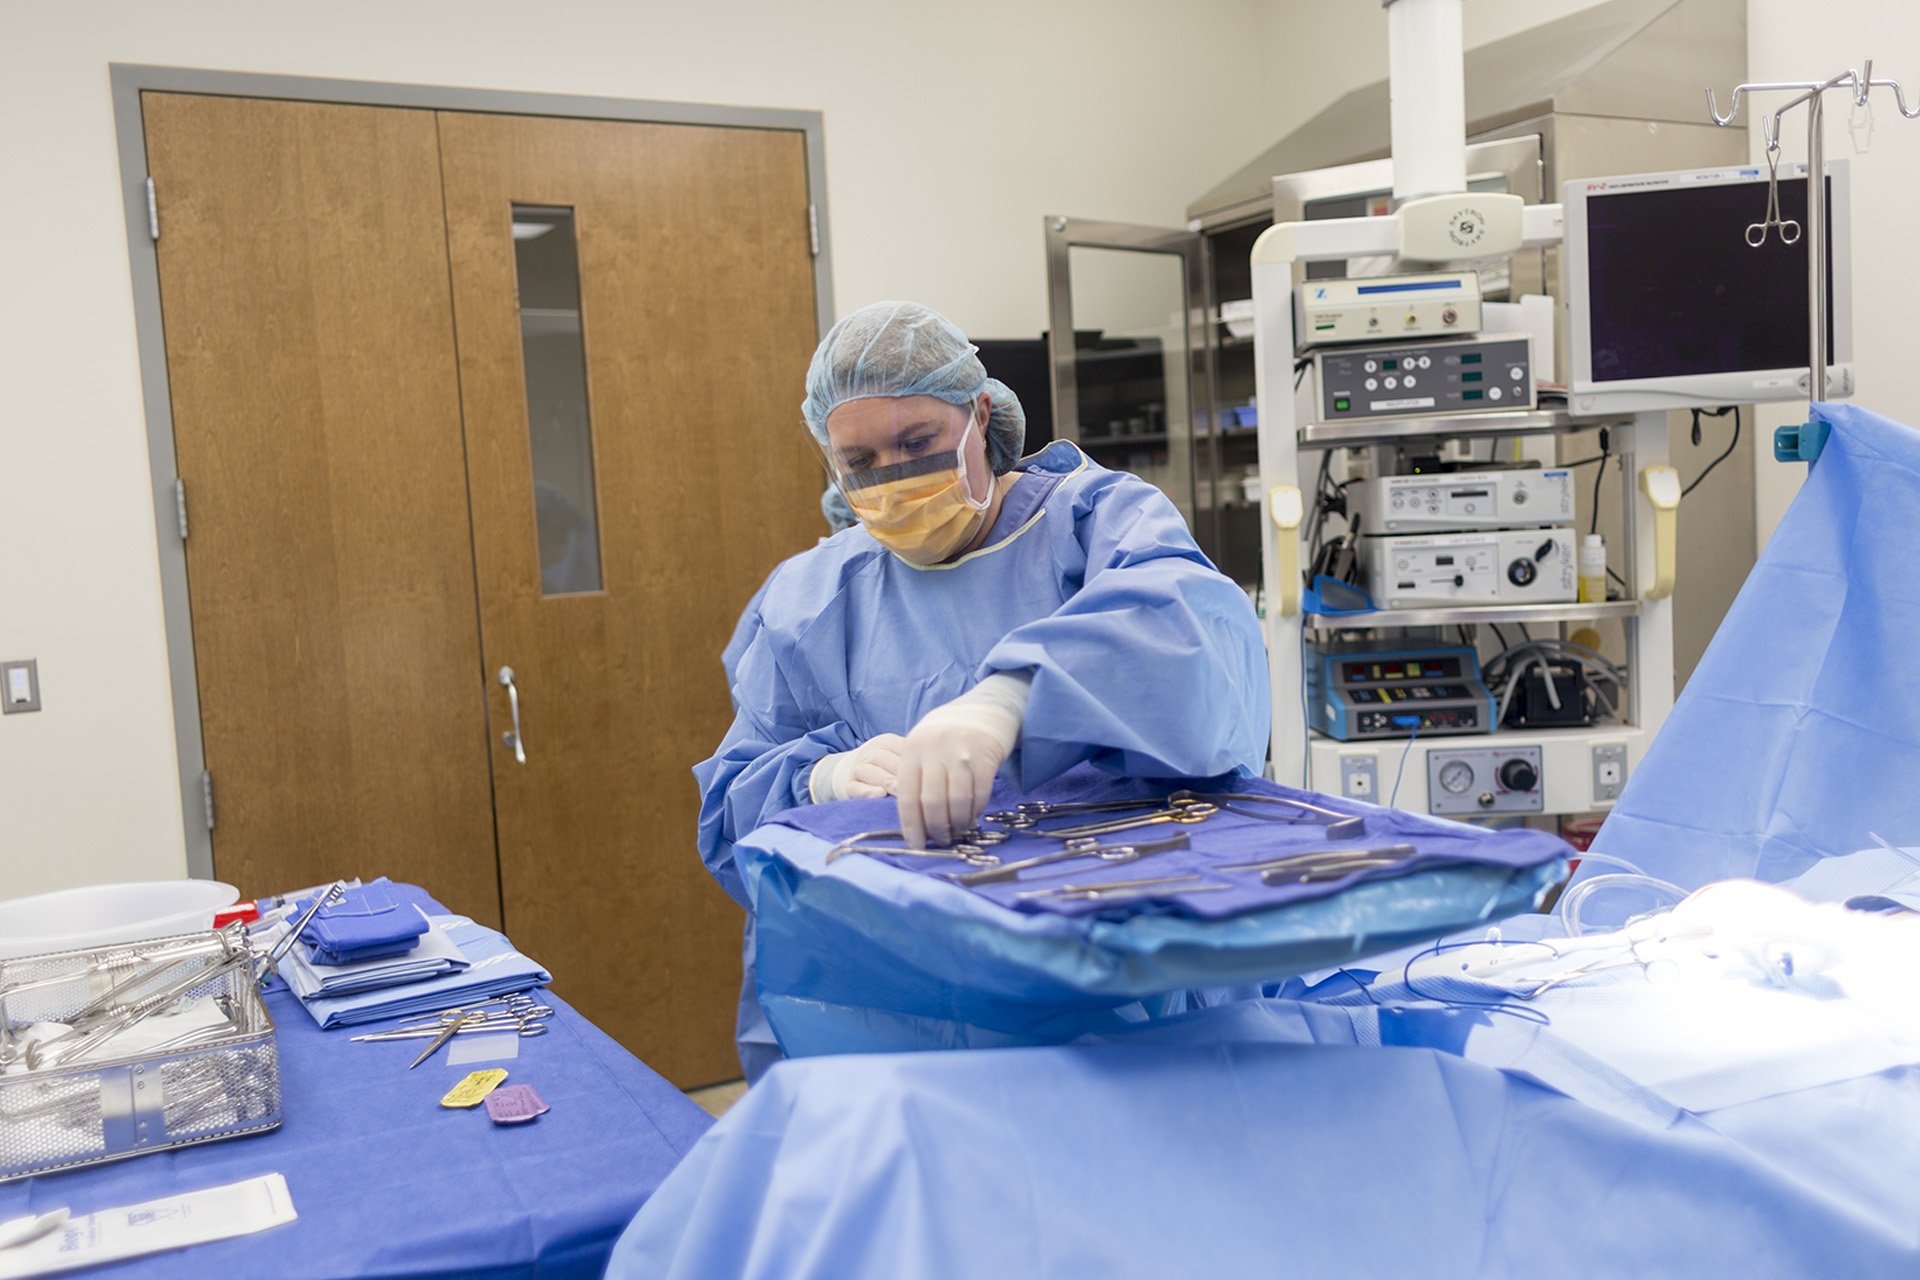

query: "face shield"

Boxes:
[816, 401, 992, 565]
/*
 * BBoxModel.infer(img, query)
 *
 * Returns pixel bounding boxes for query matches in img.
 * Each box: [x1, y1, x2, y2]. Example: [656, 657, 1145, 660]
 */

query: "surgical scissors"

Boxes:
[943, 833, 1192, 887]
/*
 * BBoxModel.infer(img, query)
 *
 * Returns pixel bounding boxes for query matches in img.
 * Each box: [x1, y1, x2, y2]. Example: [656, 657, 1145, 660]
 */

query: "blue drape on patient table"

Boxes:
[607, 1041, 1920, 1280]
[1593, 402, 1920, 887]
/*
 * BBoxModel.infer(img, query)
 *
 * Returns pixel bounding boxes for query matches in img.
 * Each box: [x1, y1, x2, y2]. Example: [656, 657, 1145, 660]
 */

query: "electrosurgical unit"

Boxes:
[1302, 334, 1534, 426]
[1292, 272, 1483, 350]
[1305, 644, 1495, 741]
[1364, 528, 1577, 609]
[1346, 467, 1575, 534]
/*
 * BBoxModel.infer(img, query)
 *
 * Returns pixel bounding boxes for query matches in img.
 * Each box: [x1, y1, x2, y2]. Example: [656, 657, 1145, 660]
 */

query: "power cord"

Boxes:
[1682, 406, 1741, 498]
[1588, 427, 1610, 536]
[1388, 715, 1421, 808]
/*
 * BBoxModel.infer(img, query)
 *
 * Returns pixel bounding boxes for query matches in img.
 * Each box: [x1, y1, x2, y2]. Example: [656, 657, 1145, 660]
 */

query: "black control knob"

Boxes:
[1498, 758, 1539, 792]
[1507, 558, 1537, 587]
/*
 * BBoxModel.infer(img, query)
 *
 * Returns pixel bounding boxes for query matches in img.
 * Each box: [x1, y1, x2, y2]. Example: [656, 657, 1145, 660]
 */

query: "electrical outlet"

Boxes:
[1591, 742, 1627, 803]
[1340, 754, 1379, 800]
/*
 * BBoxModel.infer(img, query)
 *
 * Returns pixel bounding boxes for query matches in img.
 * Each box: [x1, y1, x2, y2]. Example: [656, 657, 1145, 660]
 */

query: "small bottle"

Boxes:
[1578, 533, 1607, 603]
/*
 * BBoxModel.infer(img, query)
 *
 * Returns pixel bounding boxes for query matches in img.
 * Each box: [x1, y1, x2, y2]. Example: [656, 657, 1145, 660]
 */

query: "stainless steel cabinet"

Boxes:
[1044, 137, 1540, 590]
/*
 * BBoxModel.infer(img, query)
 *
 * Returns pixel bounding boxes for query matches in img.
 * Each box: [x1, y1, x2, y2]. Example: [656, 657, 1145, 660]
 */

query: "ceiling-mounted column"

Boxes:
[1386, 0, 1466, 203]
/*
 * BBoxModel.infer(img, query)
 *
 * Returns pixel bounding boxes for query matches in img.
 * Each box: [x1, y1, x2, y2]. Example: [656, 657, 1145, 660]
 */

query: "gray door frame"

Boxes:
[109, 64, 837, 879]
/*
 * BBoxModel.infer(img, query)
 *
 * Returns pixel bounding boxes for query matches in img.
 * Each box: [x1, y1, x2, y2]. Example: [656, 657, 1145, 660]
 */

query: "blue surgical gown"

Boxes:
[695, 442, 1272, 1067]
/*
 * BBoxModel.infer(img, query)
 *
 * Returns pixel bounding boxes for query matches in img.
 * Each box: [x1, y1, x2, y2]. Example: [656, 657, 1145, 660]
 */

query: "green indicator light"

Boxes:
[1335, 397, 1351, 411]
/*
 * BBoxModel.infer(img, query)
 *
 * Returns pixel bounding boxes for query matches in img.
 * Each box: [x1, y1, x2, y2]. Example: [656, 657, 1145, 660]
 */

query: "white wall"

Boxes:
[0, 0, 1284, 895]
[1748, 0, 1920, 551]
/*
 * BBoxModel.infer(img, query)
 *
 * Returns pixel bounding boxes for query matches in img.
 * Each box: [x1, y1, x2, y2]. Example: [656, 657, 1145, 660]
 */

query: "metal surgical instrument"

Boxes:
[354, 1007, 552, 1044]
[1215, 844, 1417, 884]
[407, 1009, 488, 1068]
[1262, 854, 1417, 885]
[943, 833, 1193, 887]
[1170, 791, 1367, 840]
[1020, 801, 1219, 841]
[981, 796, 1179, 828]
[1016, 874, 1232, 904]
[824, 828, 1008, 865]
[256, 881, 349, 983]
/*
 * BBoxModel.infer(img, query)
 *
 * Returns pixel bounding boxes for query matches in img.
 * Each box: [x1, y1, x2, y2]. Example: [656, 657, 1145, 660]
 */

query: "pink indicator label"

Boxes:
[485, 1083, 550, 1125]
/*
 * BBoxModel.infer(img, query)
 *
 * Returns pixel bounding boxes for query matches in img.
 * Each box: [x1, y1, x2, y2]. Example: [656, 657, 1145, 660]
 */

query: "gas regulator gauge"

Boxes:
[1438, 760, 1475, 794]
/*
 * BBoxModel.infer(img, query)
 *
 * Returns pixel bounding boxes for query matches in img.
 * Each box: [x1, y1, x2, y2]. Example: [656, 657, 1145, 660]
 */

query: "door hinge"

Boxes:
[201, 770, 215, 831]
[174, 477, 188, 540]
[808, 204, 819, 257]
[146, 176, 159, 242]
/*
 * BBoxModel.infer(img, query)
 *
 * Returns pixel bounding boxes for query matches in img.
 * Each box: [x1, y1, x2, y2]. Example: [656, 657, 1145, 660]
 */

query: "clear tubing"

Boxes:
[1558, 873, 1689, 938]
[1566, 850, 1648, 877]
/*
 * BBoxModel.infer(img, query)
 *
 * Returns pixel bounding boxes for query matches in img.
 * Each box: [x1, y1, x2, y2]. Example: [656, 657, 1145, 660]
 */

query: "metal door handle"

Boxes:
[498, 666, 526, 764]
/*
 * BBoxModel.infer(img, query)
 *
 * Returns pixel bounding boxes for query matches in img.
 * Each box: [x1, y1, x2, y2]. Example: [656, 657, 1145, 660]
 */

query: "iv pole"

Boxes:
[1707, 63, 1920, 453]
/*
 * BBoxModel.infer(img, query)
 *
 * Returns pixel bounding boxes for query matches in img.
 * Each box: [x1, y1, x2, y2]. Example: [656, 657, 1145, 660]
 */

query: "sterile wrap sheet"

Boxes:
[737, 765, 1568, 1055]
[1592, 401, 1920, 895]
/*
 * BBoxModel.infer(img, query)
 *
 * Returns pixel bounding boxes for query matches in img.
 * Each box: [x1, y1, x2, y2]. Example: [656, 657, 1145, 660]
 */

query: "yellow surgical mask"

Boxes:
[835, 411, 993, 566]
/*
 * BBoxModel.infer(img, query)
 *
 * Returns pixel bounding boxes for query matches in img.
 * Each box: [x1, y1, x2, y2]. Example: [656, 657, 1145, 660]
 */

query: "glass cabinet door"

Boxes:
[1043, 218, 1212, 541]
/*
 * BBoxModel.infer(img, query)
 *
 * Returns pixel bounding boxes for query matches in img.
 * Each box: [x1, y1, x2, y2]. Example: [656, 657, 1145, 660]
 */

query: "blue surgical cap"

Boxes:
[802, 301, 1027, 475]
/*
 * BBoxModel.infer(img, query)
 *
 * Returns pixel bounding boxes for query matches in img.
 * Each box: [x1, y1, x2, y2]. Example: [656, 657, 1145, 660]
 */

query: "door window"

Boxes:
[512, 205, 604, 594]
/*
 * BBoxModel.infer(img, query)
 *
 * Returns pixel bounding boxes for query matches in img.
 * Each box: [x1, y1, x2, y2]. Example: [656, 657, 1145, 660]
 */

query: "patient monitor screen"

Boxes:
[1585, 176, 1834, 382]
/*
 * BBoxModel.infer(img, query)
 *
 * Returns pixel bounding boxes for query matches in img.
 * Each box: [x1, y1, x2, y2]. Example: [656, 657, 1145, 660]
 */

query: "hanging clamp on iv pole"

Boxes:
[1707, 61, 1920, 463]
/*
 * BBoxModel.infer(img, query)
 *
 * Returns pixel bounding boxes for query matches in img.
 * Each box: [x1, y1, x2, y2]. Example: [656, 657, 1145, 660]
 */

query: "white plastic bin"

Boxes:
[0, 881, 239, 960]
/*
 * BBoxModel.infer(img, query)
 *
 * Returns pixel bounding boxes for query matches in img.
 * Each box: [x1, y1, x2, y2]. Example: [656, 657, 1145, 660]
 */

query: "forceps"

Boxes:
[943, 833, 1192, 888]
[1747, 139, 1802, 247]
[1170, 791, 1367, 841]
[981, 796, 1175, 829]
[824, 829, 1005, 867]
[1020, 801, 1219, 841]
[1016, 874, 1232, 904]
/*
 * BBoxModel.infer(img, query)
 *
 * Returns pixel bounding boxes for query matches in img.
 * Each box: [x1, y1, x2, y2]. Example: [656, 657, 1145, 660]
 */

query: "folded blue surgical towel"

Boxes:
[290, 878, 430, 965]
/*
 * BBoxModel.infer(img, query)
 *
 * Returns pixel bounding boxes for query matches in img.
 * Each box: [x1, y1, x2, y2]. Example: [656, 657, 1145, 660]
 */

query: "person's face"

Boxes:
[823, 392, 991, 502]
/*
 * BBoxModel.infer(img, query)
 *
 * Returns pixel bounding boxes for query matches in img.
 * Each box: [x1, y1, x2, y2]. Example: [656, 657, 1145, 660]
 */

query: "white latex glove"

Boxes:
[896, 670, 1033, 849]
[808, 733, 908, 803]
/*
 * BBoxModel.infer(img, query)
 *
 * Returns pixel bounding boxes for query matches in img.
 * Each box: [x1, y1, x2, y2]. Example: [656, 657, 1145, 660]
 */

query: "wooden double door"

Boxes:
[144, 92, 823, 1087]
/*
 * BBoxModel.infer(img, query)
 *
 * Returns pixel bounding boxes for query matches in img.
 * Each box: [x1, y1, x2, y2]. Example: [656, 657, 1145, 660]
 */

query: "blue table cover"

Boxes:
[0, 983, 711, 1278]
[743, 766, 1568, 1056]
[608, 1039, 1920, 1280]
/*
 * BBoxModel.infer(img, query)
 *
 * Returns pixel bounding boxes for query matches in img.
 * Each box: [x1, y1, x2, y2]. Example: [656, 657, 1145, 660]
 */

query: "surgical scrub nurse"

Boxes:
[694, 300, 1272, 1077]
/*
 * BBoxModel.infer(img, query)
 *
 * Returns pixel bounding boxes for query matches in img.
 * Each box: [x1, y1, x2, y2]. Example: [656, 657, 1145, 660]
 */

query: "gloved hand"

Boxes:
[896, 671, 1033, 848]
[808, 734, 908, 803]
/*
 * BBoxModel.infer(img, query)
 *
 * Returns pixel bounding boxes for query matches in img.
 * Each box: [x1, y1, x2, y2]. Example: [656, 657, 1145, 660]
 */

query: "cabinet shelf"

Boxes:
[1078, 432, 1169, 448]
[1303, 599, 1642, 632]
[1297, 405, 1624, 451]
